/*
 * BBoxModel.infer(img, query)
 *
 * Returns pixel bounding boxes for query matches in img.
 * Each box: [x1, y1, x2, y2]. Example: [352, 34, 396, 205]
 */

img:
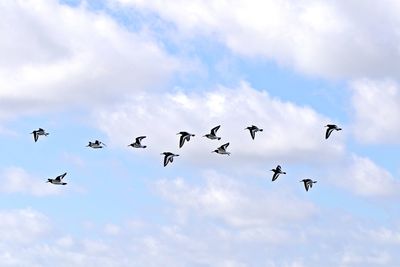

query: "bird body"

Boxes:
[177, 131, 195, 148]
[129, 136, 147, 148]
[271, 165, 286, 181]
[300, 179, 317, 191]
[246, 125, 263, 140]
[325, 124, 342, 139]
[87, 140, 106, 149]
[213, 143, 231, 155]
[161, 152, 179, 167]
[47, 172, 67, 185]
[31, 128, 49, 142]
[204, 125, 221, 140]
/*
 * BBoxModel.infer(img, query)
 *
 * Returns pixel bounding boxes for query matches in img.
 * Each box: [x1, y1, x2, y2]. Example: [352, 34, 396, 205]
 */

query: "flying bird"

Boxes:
[270, 165, 286, 181]
[300, 179, 317, 191]
[204, 125, 221, 140]
[161, 152, 179, 167]
[325, 124, 342, 139]
[86, 140, 106, 149]
[31, 128, 49, 142]
[177, 131, 195, 148]
[46, 172, 67, 185]
[245, 125, 263, 140]
[129, 136, 147, 148]
[212, 143, 231, 155]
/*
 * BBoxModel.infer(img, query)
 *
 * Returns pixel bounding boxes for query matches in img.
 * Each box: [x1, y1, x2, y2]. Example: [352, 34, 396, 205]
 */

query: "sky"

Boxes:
[0, 0, 400, 266]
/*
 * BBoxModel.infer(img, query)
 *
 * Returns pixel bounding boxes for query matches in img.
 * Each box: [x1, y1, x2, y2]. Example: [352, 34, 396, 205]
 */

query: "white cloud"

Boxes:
[0, 0, 181, 119]
[112, 0, 400, 79]
[155, 170, 317, 230]
[96, 82, 344, 168]
[0, 167, 64, 196]
[351, 79, 400, 144]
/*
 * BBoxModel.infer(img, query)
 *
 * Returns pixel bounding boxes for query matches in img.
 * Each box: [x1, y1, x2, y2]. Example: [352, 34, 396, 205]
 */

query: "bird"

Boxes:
[270, 165, 286, 181]
[46, 172, 67, 185]
[161, 152, 179, 167]
[31, 128, 49, 142]
[300, 179, 317, 191]
[86, 140, 106, 149]
[177, 131, 195, 148]
[212, 143, 231, 155]
[325, 124, 342, 139]
[245, 125, 263, 140]
[203, 125, 221, 140]
[129, 136, 147, 148]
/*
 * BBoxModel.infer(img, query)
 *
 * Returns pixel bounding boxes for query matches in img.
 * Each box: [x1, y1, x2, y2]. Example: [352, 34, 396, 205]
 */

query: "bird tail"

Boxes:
[259, 129, 263, 131]
[217, 137, 221, 140]
[143, 146, 147, 148]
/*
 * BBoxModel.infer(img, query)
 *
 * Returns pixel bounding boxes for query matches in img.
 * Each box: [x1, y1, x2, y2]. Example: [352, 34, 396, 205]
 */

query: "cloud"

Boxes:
[96, 82, 344, 169]
[0, 167, 63, 196]
[0, 0, 181, 119]
[111, 0, 400, 79]
[155, 170, 317, 230]
[351, 79, 400, 144]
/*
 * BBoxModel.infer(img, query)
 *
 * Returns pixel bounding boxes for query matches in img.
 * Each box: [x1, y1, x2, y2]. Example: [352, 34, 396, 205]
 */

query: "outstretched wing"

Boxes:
[304, 181, 310, 191]
[179, 134, 186, 148]
[325, 128, 334, 139]
[276, 165, 282, 172]
[221, 143, 230, 150]
[32, 131, 39, 142]
[136, 136, 146, 143]
[211, 125, 220, 135]
[56, 172, 67, 181]
[272, 172, 280, 181]
[163, 154, 170, 167]
[249, 129, 256, 140]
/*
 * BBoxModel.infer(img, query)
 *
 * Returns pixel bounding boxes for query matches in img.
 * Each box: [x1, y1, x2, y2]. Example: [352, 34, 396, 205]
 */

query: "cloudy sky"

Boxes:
[1, 0, 400, 266]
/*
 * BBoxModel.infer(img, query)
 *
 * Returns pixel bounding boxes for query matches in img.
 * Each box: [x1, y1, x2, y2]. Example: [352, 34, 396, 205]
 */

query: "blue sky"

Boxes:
[1, 0, 400, 266]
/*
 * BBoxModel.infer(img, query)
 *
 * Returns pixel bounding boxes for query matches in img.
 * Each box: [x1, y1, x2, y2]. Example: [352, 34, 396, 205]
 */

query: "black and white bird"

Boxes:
[86, 140, 106, 149]
[177, 131, 195, 148]
[300, 179, 317, 191]
[212, 143, 231, 155]
[161, 152, 179, 167]
[245, 125, 263, 140]
[46, 172, 67, 185]
[325, 124, 342, 139]
[270, 165, 286, 181]
[31, 128, 49, 142]
[203, 125, 221, 140]
[129, 136, 147, 148]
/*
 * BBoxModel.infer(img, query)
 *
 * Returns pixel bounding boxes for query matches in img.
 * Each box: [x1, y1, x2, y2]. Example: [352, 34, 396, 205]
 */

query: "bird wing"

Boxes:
[221, 143, 230, 150]
[56, 173, 67, 181]
[211, 125, 220, 135]
[276, 165, 281, 171]
[179, 134, 186, 148]
[163, 154, 170, 167]
[272, 172, 279, 181]
[325, 128, 334, 139]
[249, 129, 256, 140]
[304, 181, 309, 191]
[32, 131, 39, 142]
[136, 136, 146, 142]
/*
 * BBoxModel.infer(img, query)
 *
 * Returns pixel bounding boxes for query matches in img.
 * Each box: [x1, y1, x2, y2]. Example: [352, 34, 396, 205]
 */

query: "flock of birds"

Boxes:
[33, 124, 342, 192]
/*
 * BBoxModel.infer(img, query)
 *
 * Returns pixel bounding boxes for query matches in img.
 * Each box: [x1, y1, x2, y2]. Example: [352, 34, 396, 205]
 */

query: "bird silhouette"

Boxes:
[270, 165, 286, 181]
[31, 128, 49, 142]
[177, 132, 195, 148]
[161, 152, 179, 167]
[129, 136, 147, 148]
[203, 125, 221, 140]
[212, 143, 231, 155]
[300, 179, 317, 191]
[245, 125, 263, 140]
[325, 124, 342, 139]
[46, 172, 67, 185]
